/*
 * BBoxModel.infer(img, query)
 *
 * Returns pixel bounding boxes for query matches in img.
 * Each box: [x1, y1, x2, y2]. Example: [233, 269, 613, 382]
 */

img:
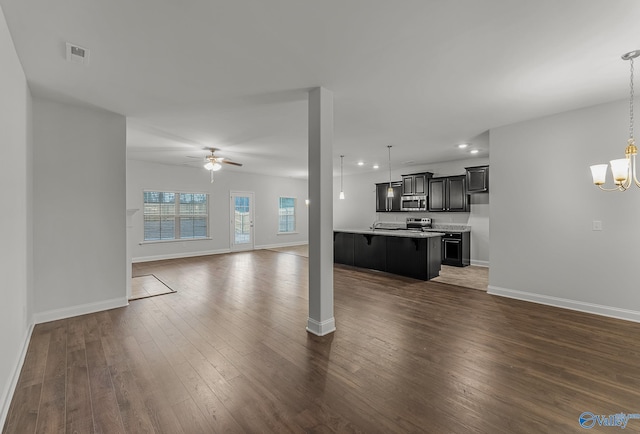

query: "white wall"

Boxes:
[489, 99, 640, 321]
[127, 159, 309, 262]
[333, 157, 490, 266]
[32, 98, 127, 322]
[0, 4, 32, 426]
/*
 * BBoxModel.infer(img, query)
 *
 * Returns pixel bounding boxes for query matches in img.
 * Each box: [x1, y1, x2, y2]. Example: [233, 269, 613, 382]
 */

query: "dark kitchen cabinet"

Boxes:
[375, 183, 387, 212]
[428, 178, 445, 211]
[354, 234, 387, 271]
[402, 172, 433, 196]
[428, 235, 442, 277]
[448, 176, 467, 211]
[334, 232, 354, 266]
[386, 237, 427, 279]
[386, 236, 441, 280]
[465, 165, 489, 193]
[375, 182, 402, 212]
[441, 231, 470, 267]
[334, 231, 442, 280]
[428, 175, 469, 212]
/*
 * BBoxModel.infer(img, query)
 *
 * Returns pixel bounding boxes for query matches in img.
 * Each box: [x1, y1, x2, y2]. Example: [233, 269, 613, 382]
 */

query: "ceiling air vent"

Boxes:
[66, 42, 90, 65]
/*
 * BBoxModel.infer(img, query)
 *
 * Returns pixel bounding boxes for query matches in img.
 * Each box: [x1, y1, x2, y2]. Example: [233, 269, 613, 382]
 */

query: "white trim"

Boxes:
[141, 191, 210, 242]
[306, 317, 336, 336]
[33, 297, 129, 325]
[470, 259, 490, 267]
[256, 241, 308, 250]
[278, 196, 297, 234]
[133, 248, 231, 263]
[487, 285, 640, 323]
[143, 188, 208, 195]
[230, 191, 255, 252]
[139, 237, 212, 245]
[0, 322, 33, 430]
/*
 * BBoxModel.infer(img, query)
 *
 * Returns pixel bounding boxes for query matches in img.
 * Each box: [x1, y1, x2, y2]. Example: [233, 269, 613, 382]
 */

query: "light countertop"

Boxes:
[423, 228, 470, 234]
[334, 228, 445, 238]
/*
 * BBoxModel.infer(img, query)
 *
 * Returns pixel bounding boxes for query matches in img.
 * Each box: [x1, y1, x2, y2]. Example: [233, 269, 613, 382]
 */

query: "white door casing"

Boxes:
[230, 191, 254, 251]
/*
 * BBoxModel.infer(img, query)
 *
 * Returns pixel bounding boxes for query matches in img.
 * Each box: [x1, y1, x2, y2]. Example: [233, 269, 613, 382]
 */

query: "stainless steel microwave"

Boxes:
[400, 195, 427, 211]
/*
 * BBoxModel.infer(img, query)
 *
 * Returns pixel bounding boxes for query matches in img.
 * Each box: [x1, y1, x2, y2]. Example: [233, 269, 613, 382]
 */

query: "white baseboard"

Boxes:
[1, 322, 34, 429]
[488, 285, 640, 323]
[306, 317, 336, 336]
[133, 248, 231, 263]
[133, 242, 309, 264]
[256, 241, 308, 250]
[470, 259, 490, 267]
[33, 297, 129, 324]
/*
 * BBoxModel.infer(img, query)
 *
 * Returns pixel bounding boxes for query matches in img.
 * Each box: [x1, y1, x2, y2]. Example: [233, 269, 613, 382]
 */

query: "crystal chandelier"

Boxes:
[590, 50, 640, 191]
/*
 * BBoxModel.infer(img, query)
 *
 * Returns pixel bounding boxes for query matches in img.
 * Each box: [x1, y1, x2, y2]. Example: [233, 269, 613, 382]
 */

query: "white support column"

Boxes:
[307, 87, 336, 336]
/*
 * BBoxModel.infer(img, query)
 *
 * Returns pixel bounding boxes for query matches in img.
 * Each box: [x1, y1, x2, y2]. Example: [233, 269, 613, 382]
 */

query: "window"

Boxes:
[143, 191, 208, 241]
[278, 197, 296, 233]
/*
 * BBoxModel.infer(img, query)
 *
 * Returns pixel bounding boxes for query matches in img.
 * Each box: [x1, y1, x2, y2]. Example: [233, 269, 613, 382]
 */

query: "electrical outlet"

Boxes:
[592, 220, 603, 231]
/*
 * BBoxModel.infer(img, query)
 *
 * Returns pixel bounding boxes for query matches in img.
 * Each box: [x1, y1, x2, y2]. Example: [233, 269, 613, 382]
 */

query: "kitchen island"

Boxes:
[334, 229, 444, 280]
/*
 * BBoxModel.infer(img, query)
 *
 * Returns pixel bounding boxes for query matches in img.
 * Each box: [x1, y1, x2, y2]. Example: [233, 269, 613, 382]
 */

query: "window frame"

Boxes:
[277, 196, 297, 234]
[142, 190, 210, 243]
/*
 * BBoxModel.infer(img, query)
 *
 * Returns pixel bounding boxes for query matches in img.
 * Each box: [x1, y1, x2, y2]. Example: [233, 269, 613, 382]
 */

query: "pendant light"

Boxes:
[590, 49, 640, 191]
[387, 145, 394, 198]
[339, 155, 345, 200]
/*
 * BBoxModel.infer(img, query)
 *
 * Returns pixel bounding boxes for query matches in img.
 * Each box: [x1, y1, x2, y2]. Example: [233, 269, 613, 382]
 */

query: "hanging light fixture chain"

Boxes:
[630, 56, 635, 140]
[340, 155, 344, 191]
[388, 145, 392, 183]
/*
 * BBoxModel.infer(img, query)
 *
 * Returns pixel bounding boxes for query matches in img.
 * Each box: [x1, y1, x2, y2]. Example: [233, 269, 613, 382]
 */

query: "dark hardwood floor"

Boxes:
[4, 249, 640, 433]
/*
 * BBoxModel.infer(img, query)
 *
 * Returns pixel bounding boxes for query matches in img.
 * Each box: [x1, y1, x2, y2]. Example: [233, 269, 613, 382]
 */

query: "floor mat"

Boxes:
[130, 274, 176, 300]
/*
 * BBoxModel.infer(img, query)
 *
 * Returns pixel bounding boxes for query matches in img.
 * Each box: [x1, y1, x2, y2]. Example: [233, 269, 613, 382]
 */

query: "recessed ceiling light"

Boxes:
[458, 143, 469, 149]
[470, 149, 479, 154]
[373, 164, 379, 169]
[357, 161, 364, 166]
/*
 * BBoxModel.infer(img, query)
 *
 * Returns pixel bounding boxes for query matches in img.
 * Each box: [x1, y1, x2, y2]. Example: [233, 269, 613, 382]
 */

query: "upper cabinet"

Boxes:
[465, 165, 489, 193]
[376, 182, 402, 212]
[402, 172, 433, 196]
[375, 167, 481, 213]
[428, 175, 469, 212]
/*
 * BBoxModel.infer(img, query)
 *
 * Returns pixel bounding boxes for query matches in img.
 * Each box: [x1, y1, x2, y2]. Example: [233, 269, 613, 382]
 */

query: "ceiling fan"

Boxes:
[201, 148, 243, 182]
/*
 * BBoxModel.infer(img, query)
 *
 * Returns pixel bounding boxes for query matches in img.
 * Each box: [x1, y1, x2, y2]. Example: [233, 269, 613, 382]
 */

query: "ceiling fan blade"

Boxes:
[222, 160, 243, 167]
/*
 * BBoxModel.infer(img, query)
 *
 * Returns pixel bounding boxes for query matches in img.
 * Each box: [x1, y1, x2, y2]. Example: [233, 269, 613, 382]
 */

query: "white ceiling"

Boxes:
[2, 0, 639, 178]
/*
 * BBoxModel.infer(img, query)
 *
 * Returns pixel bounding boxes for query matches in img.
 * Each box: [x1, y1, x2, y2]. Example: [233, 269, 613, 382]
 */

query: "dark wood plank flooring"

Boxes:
[4, 249, 640, 433]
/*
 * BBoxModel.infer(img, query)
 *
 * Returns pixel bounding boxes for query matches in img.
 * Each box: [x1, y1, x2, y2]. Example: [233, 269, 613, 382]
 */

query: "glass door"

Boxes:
[230, 192, 254, 251]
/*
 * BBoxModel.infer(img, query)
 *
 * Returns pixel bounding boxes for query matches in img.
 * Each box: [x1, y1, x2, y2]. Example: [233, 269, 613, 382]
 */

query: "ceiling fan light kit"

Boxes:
[204, 161, 222, 171]
[202, 147, 243, 182]
[590, 49, 640, 191]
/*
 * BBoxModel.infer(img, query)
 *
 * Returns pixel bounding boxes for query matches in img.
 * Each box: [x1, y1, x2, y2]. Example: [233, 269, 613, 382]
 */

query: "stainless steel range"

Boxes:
[407, 217, 471, 267]
[406, 217, 432, 231]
